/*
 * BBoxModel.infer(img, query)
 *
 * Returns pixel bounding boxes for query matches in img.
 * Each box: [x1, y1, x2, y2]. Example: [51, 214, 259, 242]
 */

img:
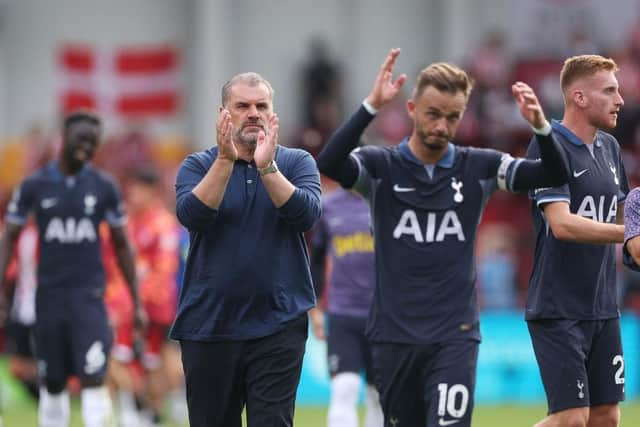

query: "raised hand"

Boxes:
[366, 48, 407, 110]
[254, 113, 279, 169]
[512, 81, 548, 130]
[216, 109, 238, 161]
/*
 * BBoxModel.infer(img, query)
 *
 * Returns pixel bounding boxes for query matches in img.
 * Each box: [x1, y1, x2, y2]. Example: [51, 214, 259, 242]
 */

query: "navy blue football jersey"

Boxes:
[5, 163, 126, 290]
[351, 138, 522, 344]
[526, 120, 628, 320]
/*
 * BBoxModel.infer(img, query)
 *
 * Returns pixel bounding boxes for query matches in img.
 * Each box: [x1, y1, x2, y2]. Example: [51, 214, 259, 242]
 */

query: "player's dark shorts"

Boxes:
[5, 319, 35, 358]
[179, 314, 308, 427]
[34, 288, 113, 385]
[327, 313, 374, 382]
[372, 339, 478, 427]
[527, 318, 625, 414]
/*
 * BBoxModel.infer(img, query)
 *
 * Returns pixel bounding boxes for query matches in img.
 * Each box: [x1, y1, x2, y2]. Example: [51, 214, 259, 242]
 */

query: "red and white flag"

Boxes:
[57, 43, 182, 118]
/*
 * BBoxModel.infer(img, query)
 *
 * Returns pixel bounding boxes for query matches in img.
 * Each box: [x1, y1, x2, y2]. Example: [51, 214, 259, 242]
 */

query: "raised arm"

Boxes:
[191, 108, 236, 209]
[508, 82, 569, 191]
[318, 48, 406, 187]
[255, 114, 296, 208]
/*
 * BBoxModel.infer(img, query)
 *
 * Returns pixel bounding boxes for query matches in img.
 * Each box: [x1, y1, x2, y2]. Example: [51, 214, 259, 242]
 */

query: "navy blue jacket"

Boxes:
[170, 145, 321, 341]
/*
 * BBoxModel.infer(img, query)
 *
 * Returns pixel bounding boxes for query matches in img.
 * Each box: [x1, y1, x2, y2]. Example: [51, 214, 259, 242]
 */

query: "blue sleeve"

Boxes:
[309, 213, 329, 298]
[526, 136, 570, 206]
[277, 150, 322, 232]
[317, 105, 375, 187]
[103, 175, 127, 227]
[351, 145, 384, 199]
[5, 179, 35, 225]
[175, 153, 219, 232]
[510, 132, 569, 192]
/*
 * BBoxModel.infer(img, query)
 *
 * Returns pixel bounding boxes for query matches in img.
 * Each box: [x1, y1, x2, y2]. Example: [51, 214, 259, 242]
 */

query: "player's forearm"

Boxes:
[192, 157, 234, 209]
[116, 253, 142, 309]
[626, 237, 640, 266]
[260, 171, 296, 208]
[317, 105, 373, 187]
[111, 232, 142, 308]
[0, 224, 22, 285]
[269, 155, 322, 231]
[551, 214, 624, 244]
[513, 132, 569, 191]
[310, 252, 327, 299]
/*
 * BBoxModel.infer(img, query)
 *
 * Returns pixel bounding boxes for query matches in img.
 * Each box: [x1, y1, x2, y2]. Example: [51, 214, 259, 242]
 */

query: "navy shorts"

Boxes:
[327, 314, 374, 382]
[372, 339, 478, 427]
[527, 318, 625, 414]
[180, 314, 308, 427]
[34, 289, 112, 385]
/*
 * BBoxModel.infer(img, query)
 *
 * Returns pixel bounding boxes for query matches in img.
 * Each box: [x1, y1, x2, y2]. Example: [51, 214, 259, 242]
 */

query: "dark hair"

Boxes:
[63, 110, 101, 131]
[413, 62, 474, 100]
[131, 166, 160, 186]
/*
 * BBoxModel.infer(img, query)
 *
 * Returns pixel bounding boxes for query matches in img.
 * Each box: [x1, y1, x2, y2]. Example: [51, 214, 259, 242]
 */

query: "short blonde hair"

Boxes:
[413, 63, 474, 100]
[221, 72, 274, 106]
[560, 55, 618, 91]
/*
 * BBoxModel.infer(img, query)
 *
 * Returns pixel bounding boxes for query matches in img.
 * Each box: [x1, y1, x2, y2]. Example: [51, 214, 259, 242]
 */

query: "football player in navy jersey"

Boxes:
[317, 48, 568, 427]
[0, 111, 145, 427]
[526, 55, 627, 427]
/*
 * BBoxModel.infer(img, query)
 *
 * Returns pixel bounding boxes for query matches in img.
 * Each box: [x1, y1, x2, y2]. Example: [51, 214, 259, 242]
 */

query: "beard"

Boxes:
[417, 128, 448, 151]
[234, 123, 265, 148]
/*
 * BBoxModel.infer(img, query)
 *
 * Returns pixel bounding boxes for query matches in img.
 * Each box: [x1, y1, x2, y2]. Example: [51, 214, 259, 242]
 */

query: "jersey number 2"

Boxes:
[612, 355, 625, 385]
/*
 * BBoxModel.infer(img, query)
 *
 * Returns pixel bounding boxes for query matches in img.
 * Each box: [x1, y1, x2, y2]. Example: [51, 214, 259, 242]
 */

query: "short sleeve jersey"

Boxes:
[5, 163, 126, 291]
[351, 138, 521, 344]
[526, 121, 628, 320]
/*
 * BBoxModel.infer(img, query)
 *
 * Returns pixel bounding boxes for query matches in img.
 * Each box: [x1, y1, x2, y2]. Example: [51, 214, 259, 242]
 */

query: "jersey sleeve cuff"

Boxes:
[362, 99, 378, 116]
[4, 214, 27, 225]
[532, 120, 552, 136]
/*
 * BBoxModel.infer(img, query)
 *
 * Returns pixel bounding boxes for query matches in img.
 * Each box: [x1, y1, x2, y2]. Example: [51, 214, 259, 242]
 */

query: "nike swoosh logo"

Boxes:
[41, 198, 58, 209]
[439, 418, 461, 426]
[393, 184, 416, 192]
[573, 169, 588, 178]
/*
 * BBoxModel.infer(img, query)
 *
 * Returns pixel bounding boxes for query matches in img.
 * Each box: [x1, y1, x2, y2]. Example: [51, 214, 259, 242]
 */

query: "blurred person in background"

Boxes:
[622, 187, 640, 295]
[104, 166, 184, 427]
[0, 110, 145, 427]
[308, 187, 382, 427]
[475, 224, 518, 310]
[171, 72, 321, 427]
[317, 48, 567, 427]
[125, 166, 181, 426]
[525, 55, 627, 427]
[1, 221, 39, 400]
[300, 37, 343, 129]
[102, 231, 142, 427]
[290, 94, 341, 159]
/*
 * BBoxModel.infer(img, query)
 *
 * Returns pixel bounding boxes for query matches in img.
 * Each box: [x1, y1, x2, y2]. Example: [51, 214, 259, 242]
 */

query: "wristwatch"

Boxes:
[258, 160, 278, 176]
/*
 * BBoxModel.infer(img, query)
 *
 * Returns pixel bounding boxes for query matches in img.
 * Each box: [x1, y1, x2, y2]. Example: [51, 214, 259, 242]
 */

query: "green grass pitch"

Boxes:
[3, 400, 640, 426]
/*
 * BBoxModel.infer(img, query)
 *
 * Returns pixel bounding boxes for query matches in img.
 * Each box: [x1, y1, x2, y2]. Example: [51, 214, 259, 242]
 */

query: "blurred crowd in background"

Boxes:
[4, 21, 640, 340]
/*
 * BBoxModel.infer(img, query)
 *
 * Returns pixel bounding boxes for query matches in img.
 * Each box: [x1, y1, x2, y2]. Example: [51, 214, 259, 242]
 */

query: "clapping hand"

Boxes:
[217, 108, 238, 161]
[255, 114, 279, 169]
